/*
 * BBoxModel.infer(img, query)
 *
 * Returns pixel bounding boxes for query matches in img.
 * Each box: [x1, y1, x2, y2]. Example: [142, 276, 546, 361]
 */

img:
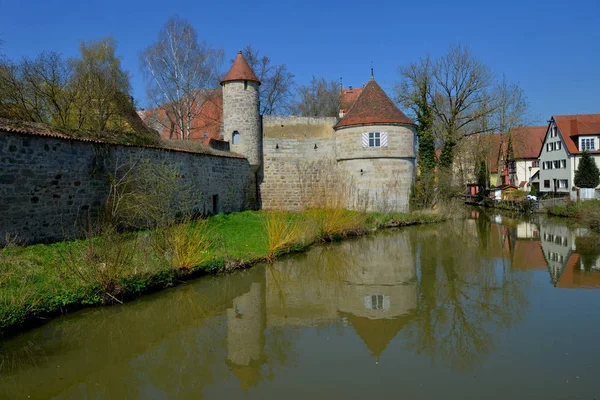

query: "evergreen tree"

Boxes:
[476, 160, 488, 196]
[574, 151, 600, 188]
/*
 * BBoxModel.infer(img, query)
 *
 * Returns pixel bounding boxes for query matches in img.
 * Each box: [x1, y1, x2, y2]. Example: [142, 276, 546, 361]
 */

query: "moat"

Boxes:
[1, 210, 600, 399]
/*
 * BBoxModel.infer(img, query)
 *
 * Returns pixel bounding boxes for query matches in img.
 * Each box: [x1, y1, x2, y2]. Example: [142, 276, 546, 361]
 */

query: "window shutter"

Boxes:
[380, 132, 388, 147]
[362, 133, 369, 148]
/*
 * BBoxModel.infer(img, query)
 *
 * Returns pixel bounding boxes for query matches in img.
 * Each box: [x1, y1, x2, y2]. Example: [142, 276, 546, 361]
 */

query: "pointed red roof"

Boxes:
[510, 126, 546, 159]
[220, 51, 260, 85]
[334, 79, 414, 130]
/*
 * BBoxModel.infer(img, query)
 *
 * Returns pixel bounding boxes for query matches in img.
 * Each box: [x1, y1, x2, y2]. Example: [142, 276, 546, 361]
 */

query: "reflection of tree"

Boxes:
[405, 219, 528, 370]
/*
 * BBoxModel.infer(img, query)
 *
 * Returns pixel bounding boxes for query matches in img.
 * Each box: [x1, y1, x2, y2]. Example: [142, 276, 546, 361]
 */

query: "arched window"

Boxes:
[232, 131, 240, 145]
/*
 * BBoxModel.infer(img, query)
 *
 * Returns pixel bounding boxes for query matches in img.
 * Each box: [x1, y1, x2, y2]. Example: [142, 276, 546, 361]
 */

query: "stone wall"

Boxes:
[0, 131, 251, 245]
[261, 116, 337, 210]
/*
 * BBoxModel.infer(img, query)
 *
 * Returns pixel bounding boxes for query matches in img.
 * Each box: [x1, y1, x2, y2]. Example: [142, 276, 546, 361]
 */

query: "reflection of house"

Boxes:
[554, 254, 600, 289]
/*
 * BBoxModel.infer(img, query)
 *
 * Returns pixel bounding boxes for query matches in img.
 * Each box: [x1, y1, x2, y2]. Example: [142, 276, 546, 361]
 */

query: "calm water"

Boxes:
[2, 211, 600, 399]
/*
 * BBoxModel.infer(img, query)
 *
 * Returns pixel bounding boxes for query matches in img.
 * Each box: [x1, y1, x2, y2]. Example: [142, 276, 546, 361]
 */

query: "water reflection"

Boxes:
[1, 211, 599, 398]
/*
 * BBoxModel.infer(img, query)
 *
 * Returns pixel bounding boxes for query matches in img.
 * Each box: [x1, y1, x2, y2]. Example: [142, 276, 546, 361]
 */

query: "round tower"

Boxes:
[220, 51, 262, 170]
[334, 78, 416, 212]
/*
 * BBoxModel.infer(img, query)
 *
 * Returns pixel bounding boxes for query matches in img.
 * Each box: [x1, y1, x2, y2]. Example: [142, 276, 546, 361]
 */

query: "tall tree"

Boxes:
[141, 16, 224, 140]
[293, 76, 339, 117]
[239, 45, 295, 115]
[72, 37, 131, 131]
[431, 45, 495, 169]
[574, 151, 600, 188]
[396, 56, 436, 173]
[0, 52, 75, 126]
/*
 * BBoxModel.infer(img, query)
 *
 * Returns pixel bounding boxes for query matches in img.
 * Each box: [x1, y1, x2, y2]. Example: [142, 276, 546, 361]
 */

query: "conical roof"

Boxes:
[220, 51, 261, 85]
[334, 79, 414, 130]
[343, 312, 413, 358]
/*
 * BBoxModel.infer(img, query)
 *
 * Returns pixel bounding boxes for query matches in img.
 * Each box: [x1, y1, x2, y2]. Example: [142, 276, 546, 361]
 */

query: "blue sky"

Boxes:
[1, 0, 598, 124]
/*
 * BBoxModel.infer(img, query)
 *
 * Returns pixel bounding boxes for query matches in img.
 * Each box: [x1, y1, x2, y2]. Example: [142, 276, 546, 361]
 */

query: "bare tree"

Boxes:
[0, 52, 75, 126]
[141, 16, 224, 140]
[239, 45, 295, 115]
[431, 45, 496, 168]
[293, 76, 340, 117]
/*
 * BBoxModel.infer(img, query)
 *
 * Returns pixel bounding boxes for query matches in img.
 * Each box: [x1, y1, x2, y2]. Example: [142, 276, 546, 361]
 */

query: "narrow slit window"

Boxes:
[232, 131, 240, 145]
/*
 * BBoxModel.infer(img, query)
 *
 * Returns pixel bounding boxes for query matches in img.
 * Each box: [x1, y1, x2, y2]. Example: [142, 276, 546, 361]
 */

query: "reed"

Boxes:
[263, 212, 304, 261]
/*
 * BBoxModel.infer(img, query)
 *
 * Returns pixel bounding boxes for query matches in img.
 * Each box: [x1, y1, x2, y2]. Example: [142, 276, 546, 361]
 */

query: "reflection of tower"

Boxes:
[226, 281, 266, 391]
[337, 233, 417, 359]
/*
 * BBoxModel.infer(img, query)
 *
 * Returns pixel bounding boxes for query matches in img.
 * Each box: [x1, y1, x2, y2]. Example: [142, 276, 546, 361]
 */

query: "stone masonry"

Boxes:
[0, 131, 251, 245]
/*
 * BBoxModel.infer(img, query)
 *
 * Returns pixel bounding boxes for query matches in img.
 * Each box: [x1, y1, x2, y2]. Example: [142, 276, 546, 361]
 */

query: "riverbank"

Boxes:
[0, 209, 447, 336]
[547, 200, 600, 231]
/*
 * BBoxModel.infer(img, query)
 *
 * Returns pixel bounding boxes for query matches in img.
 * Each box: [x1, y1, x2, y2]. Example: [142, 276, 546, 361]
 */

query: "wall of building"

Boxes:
[260, 116, 337, 210]
[0, 131, 251, 245]
[335, 124, 416, 212]
[539, 123, 571, 192]
[515, 159, 539, 191]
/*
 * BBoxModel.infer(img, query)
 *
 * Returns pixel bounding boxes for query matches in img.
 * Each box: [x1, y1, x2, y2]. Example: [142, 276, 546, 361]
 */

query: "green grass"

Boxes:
[548, 200, 600, 230]
[0, 209, 447, 334]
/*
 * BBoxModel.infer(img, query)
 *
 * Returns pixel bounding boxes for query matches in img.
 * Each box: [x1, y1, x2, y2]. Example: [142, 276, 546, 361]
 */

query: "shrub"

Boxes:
[63, 227, 138, 302]
[152, 219, 211, 270]
[262, 212, 304, 261]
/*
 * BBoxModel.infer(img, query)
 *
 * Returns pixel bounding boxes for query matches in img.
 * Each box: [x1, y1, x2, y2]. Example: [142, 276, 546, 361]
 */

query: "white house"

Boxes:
[538, 114, 600, 195]
[507, 126, 546, 191]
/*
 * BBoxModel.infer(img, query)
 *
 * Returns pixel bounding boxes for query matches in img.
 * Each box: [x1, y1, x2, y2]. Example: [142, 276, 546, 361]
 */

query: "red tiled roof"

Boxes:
[340, 87, 363, 115]
[554, 253, 600, 289]
[334, 80, 414, 129]
[553, 114, 600, 155]
[513, 240, 546, 270]
[510, 126, 546, 159]
[220, 52, 260, 85]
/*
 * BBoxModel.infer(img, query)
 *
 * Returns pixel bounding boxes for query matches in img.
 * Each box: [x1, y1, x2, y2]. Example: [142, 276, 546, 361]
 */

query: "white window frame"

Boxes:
[369, 132, 381, 147]
[581, 138, 596, 151]
[559, 179, 568, 189]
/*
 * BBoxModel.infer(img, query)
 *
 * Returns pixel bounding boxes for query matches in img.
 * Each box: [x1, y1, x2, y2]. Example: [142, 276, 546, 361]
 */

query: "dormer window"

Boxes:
[581, 138, 596, 151]
[369, 132, 381, 147]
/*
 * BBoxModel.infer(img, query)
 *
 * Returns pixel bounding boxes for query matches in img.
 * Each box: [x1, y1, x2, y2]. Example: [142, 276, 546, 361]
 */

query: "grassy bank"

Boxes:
[0, 209, 446, 335]
[547, 200, 600, 231]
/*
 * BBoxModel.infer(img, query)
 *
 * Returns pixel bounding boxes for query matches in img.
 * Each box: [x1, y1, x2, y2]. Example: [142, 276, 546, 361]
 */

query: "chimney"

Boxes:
[570, 118, 579, 135]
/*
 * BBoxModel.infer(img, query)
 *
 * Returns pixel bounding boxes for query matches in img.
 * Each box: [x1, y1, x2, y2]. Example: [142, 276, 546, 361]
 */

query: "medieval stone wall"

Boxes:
[260, 116, 337, 210]
[0, 131, 251, 245]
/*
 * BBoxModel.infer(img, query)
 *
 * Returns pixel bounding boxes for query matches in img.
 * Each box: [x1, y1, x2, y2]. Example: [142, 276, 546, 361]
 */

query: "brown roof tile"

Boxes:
[340, 87, 363, 115]
[220, 51, 260, 85]
[510, 126, 546, 159]
[334, 80, 414, 130]
[552, 114, 600, 155]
